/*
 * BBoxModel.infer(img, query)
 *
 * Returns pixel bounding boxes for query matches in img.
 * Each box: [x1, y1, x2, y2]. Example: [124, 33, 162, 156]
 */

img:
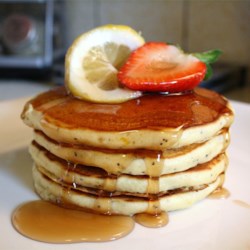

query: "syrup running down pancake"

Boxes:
[22, 86, 233, 150]
[21, 86, 233, 216]
[16, 24, 235, 243]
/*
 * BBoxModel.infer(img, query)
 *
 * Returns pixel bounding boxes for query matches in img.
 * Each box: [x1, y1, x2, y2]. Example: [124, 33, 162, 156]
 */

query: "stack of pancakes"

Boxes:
[21, 86, 234, 215]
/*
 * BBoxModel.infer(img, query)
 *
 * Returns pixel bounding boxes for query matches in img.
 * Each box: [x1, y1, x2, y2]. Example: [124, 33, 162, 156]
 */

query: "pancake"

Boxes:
[21, 85, 234, 216]
[21, 86, 234, 150]
[33, 165, 225, 215]
[30, 142, 227, 195]
[32, 129, 229, 176]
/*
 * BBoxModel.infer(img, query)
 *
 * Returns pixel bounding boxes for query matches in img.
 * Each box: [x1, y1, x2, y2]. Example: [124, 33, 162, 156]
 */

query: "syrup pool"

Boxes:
[133, 212, 169, 228]
[12, 200, 135, 243]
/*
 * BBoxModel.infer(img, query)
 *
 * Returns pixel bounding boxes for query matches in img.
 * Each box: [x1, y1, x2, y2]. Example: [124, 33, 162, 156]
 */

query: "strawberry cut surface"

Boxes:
[118, 42, 207, 93]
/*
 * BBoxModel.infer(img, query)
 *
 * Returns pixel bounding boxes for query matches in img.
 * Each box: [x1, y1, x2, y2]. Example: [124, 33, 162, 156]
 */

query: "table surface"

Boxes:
[0, 83, 250, 250]
[0, 80, 52, 101]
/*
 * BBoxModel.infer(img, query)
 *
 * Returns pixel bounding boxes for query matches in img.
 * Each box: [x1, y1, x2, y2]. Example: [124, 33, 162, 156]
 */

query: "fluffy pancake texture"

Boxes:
[33, 166, 225, 215]
[32, 130, 228, 176]
[22, 86, 233, 150]
[30, 142, 227, 195]
[21, 86, 233, 215]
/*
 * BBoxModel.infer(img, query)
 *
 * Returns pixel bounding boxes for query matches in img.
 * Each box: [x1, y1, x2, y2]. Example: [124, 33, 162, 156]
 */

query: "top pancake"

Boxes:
[21, 86, 233, 150]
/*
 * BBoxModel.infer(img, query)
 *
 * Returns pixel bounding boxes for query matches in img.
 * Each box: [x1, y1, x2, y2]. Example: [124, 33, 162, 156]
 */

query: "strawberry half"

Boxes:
[118, 42, 207, 93]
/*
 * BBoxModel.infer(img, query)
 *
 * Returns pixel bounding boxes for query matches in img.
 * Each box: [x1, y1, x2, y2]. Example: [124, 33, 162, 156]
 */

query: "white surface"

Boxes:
[0, 98, 250, 250]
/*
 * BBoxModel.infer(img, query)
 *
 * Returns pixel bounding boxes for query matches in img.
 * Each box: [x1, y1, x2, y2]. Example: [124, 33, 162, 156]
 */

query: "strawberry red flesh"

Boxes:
[118, 42, 207, 93]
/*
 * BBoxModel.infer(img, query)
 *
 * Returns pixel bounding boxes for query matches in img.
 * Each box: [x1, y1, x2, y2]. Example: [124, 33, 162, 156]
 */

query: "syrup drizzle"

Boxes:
[12, 200, 169, 243]
[31, 86, 232, 132]
[147, 177, 160, 194]
[134, 212, 169, 228]
[93, 197, 112, 215]
[102, 175, 117, 192]
[140, 158, 168, 223]
[25, 86, 233, 153]
[17, 86, 234, 243]
[145, 153, 163, 177]
[208, 187, 230, 199]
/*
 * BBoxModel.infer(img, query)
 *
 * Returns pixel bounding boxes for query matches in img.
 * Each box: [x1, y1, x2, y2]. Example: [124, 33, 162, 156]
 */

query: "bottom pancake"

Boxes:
[33, 165, 224, 216]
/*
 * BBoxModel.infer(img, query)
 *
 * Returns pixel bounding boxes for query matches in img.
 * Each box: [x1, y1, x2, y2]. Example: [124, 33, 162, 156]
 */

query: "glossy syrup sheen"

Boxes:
[24, 86, 232, 131]
[134, 212, 169, 228]
[12, 200, 171, 243]
[17, 87, 233, 243]
[12, 200, 135, 243]
[208, 187, 230, 199]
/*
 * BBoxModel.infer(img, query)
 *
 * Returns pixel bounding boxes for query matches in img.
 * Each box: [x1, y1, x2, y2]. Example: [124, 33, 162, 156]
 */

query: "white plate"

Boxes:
[0, 98, 250, 250]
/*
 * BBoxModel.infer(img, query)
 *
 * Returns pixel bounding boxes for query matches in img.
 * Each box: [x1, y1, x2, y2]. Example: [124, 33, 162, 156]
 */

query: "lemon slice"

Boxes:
[65, 24, 145, 103]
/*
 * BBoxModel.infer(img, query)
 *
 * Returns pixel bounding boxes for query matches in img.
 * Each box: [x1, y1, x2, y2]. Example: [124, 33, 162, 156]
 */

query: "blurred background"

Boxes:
[0, 0, 249, 102]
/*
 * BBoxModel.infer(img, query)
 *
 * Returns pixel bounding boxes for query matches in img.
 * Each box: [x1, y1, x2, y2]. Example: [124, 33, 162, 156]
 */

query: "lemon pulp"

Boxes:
[65, 24, 145, 103]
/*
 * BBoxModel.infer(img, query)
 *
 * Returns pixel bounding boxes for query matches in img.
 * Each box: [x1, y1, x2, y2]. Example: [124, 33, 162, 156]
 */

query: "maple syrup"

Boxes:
[208, 187, 230, 199]
[23, 86, 232, 132]
[134, 212, 169, 228]
[17, 86, 234, 243]
[12, 200, 135, 243]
